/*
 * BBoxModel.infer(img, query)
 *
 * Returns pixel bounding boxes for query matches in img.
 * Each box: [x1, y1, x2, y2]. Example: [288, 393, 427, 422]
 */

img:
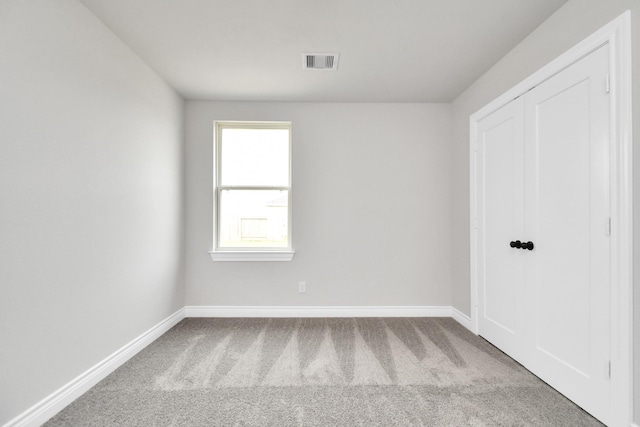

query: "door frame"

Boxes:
[469, 11, 632, 427]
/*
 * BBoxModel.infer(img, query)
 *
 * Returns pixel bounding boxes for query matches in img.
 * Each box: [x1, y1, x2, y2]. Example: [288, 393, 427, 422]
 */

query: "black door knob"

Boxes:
[510, 240, 534, 250]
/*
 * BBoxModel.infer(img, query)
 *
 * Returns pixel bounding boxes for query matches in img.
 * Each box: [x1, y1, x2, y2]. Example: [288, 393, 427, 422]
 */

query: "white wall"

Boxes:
[185, 102, 452, 307]
[449, 0, 640, 422]
[0, 1, 184, 424]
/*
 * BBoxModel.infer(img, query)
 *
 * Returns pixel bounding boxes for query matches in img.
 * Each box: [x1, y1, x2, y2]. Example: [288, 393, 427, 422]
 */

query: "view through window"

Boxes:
[215, 122, 291, 250]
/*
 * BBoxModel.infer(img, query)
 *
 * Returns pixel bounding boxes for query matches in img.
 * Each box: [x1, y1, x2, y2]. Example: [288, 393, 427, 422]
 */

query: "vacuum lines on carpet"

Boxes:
[46, 318, 603, 426]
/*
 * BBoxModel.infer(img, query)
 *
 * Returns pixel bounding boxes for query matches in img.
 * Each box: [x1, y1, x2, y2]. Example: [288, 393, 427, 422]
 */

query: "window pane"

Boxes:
[220, 128, 289, 186]
[219, 190, 289, 248]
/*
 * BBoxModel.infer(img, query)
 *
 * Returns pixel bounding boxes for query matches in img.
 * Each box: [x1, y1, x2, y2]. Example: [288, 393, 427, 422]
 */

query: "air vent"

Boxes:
[302, 53, 339, 70]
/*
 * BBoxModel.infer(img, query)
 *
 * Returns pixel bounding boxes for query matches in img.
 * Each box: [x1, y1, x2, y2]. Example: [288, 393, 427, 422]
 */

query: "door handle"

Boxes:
[510, 240, 534, 250]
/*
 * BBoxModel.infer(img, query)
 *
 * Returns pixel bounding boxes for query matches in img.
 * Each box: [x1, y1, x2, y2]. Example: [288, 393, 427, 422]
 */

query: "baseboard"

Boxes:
[451, 307, 473, 332]
[185, 305, 453, 318]
[4, 308, 186, 427]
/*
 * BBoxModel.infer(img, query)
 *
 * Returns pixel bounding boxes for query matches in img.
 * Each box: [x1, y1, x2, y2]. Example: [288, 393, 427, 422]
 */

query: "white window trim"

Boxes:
[209, 251, 295, 262]
[210, 121, 294, 262]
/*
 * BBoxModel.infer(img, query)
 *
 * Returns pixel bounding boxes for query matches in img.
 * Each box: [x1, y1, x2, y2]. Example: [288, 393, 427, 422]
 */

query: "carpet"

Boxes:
[45, 318, 603, 426]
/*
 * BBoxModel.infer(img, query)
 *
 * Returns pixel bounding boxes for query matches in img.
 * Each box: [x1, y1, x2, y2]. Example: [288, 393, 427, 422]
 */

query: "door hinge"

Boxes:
[606, 217, 611, 236]
[605, 74, 610, 93]
[608, 360, 611, 378]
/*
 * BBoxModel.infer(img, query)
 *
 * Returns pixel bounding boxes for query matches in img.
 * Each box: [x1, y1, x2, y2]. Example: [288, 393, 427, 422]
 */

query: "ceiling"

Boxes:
[79, 0, 568, 103]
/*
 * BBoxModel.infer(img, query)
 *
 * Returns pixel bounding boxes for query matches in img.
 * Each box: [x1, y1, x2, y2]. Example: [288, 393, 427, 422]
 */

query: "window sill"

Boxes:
[209, 251, 295, 262]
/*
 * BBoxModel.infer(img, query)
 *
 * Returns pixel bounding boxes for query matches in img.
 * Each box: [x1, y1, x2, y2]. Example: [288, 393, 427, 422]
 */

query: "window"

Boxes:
[210, 121, 293, 261]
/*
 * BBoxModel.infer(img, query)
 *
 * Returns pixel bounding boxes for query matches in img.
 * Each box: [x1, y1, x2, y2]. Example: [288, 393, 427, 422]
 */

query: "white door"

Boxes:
[476, 97, 526, 362]
[523, 44, 611, 423]
[477, 44, 611, 424]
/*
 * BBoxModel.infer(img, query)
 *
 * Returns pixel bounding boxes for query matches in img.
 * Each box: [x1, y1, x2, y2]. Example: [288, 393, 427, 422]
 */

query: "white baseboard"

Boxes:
[451, 307, 473, 332]
[4, 308, 185, 427]
[185, 305, 453, 318]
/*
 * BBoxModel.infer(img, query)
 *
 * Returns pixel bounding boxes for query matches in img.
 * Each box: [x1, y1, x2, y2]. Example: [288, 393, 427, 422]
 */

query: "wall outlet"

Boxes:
[298, 281, 306, 293]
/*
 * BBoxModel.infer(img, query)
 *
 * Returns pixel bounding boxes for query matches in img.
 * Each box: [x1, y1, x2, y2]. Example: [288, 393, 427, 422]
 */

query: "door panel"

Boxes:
[524, 44, 610, 423]
[476, 98, 525, 361]
[531, 79, 592, 376]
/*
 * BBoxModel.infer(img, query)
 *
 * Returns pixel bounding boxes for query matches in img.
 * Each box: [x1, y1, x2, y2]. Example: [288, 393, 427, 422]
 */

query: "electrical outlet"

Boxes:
[298, 281, 306, 293]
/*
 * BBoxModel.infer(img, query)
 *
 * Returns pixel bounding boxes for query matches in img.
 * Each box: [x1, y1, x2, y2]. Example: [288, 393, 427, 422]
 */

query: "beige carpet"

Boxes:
[45, 318, 603, 426]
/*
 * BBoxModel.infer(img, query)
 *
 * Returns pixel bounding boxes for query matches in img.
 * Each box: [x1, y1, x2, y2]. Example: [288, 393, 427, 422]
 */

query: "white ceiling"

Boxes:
[79, 0, 568, 102]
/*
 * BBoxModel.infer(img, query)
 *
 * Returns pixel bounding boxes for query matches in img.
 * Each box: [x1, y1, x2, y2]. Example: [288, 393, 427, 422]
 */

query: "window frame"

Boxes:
[210, 121, 294, 261]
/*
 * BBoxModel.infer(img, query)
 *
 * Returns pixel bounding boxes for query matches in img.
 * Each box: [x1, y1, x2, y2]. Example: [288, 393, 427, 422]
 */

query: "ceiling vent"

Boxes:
[302, 53, 339, 70]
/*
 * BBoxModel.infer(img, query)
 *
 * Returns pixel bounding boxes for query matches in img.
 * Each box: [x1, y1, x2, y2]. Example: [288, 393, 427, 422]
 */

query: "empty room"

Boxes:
[1, 0, 638, 426]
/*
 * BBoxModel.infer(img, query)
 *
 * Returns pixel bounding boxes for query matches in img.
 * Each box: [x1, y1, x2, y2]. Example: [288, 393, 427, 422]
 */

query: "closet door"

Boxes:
[523, 44, 611, 422]
[476, 98, 525, 361]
